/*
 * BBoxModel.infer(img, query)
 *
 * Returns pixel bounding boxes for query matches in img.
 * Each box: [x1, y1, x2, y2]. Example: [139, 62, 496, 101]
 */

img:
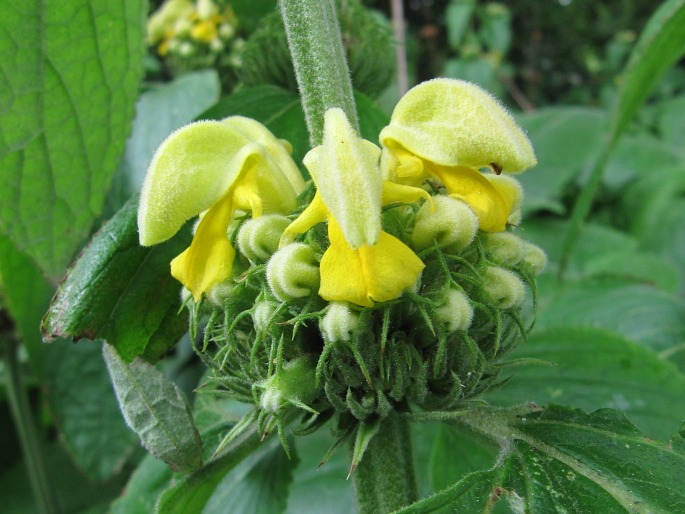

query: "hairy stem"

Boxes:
[352, 411, 418, 514]
[279, 0, 358, 146]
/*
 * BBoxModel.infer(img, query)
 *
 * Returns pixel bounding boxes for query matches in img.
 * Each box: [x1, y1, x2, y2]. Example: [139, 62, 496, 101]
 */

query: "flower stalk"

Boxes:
[278, 0, 358, 145]
[351, 411, 418, 514]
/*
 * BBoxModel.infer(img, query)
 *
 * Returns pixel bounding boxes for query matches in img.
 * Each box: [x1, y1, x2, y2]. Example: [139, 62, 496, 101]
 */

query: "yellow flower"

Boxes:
[380, 78, 536, 232]
[138, 117, 305, 300]
[281, 109, 429, 307]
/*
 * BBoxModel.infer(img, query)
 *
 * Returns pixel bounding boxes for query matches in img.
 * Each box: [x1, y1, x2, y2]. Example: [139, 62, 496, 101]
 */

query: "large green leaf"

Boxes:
[103, 344, 202, 473]
[536, 278, 685, 359]
[155, 428, 261, 514]
[285, 427, 355, 514]
[486, 327, 685, 440]
[516, 108, 606, 214]
[0, 0, 146, 278]
[42, 196, 191, 362]
[401, 406, 685, 513]
[203, 438, 299, 514]
[621, 165, 685, 297]
[428, 425, 497, 493]
[45, 342, 137, 482]
[656, 93, 685, 157]
[610, 0, 685, 143]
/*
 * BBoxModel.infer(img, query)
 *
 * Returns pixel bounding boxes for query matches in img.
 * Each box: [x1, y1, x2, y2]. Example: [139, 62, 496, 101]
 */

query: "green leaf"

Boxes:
[285, 427, 355, 514]
[0, 234, 54, 378]
[203, 438, 299, 514]
[402, 406, 685, 513]
[232, 0, 278, 34]
[155, 427, 261, 514]
[42, 196, 191, 362]
[486, 327, 685, 440]
[536, 277, 685, 358]
[44, 341, 137, 481]
[103, 344, 202, 472]
[355, 91, 391, 144]
[109, 70, 221, 212]
[621, 166, 685, 296]
[445, 0, 475, 50]
[110, 453, 174, 514]
[611, 0, 685, 144]
[656, 93, 685, 158]
[516, 108, 606, 214]
[522, 218, 680, 291]
[428, 424, 497, 493]
[0, 0, 146, 278]
[603, 132, 680, 189]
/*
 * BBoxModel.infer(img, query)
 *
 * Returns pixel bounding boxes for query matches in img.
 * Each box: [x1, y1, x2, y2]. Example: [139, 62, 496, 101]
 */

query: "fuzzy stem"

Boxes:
[352, 411, 418, 514]
[279, 0, 358, 146]
[2, 325, 61, 514]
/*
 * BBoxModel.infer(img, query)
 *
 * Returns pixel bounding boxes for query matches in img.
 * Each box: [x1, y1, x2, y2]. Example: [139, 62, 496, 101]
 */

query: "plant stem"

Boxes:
[352, 411, 418, 514]
[279, 0, 358, 146]
[2, 324, 61, 514]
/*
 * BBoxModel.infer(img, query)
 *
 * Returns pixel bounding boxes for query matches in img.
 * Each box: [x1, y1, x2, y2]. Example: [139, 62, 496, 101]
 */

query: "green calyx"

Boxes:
[189, 193, 543, 449]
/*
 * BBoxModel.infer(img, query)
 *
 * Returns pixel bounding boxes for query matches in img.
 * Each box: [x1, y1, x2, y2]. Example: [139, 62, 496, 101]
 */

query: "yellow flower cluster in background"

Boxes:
[147, 0, 243, 72]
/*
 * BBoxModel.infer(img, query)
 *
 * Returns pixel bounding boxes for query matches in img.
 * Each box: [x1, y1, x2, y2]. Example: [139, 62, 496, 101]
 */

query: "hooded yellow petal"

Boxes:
[380, 78, 536, 174]
[319, 219, 424, 307]
[430, 165, 511, 232]
[170, 194, 236, 300]
[222, 116, 304, 196]
[304, 108, 382, 249]
[138, 118, 303, 246]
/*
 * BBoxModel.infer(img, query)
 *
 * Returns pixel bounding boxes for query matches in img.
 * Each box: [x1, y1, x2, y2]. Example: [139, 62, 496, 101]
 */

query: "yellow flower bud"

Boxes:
[482, 232, 525, 266]
[253, 301, 280, 333]
[320, 303, 360, 342]
[435, 289, 474, 333]
[237, 214, 291, 263]
[266, 243, 320, 302]
[482, 267, 525, 309]
[411, 196, 478, 251]
[522, 243, 548, 276]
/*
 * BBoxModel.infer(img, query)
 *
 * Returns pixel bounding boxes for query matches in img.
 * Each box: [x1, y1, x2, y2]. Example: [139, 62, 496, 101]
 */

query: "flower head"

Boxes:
[138, 117, 304, 300]
[380, 78, 536, 232]
[280, 108, 429, 307]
